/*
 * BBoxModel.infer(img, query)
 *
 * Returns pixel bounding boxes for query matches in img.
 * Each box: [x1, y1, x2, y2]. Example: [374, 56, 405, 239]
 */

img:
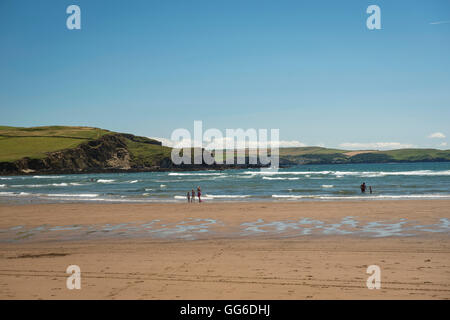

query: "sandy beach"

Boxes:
[1, 200, 449, 299]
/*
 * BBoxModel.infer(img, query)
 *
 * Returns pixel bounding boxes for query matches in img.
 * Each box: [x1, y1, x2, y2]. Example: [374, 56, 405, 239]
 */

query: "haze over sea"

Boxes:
[1, 162, 449, 204]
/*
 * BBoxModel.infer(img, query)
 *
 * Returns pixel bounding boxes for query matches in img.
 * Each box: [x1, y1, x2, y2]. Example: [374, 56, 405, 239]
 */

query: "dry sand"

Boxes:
[0, 201, 449, 299]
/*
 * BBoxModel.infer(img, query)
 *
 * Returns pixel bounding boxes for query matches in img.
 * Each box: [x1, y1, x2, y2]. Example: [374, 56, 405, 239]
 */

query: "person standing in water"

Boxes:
[191, 189, 195, 203]
[360, 182, 366, 193]
[187, 191, 191, 203]
[197, 186, 202, 203]
[369, 186, 373, 194]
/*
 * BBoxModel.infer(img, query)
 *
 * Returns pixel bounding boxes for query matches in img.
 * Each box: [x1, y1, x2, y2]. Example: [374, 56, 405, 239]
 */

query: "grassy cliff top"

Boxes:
[0, 126, 170, 163]
[0, 126, 112, 162]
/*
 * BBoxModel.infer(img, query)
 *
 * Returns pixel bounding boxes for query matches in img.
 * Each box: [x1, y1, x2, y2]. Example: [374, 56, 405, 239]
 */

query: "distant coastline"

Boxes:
[1, 125, 449, 176]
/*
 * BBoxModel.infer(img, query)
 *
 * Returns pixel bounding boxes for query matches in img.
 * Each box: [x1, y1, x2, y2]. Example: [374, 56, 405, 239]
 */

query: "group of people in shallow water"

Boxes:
[360, 182, 373, 194]
[187, 183, 372, 201]
[187, 186, 202, 203]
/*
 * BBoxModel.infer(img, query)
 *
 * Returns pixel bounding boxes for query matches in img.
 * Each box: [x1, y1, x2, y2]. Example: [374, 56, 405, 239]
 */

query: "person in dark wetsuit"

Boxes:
[197, 186, 202, 203]
[187, 191, 191, 203]
[191, 189, 195, 203]
[360, 182, 366, 193]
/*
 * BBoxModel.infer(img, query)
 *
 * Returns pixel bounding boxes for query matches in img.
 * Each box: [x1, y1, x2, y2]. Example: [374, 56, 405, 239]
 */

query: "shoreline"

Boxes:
[2, 195, 450, 206]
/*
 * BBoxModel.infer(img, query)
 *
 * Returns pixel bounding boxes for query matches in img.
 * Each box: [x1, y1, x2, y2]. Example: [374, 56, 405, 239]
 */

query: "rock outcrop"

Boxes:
[0, 134, 155, 175]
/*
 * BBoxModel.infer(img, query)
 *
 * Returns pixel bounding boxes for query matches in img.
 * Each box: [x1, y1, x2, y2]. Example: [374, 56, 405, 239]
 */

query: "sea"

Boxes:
[0, 162, 449, 203]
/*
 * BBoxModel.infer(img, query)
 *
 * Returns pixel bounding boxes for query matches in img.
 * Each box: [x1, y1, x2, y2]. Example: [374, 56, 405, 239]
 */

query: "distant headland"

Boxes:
[0, 126, 449, 175]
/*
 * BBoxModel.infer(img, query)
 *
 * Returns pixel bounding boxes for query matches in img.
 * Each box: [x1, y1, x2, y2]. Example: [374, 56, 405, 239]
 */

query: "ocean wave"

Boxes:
[262, 177, 300, 180]
[97, 179, 115, 183]
[287, 188, 319, 192]
[363, 170, 450, 177]
[46, 193, 99, 198]
[0, 184, 5, 188]
[11, 183, 70, 188]
[0, 177, 12, 180]
[32, 175, 64, 179]
[332, 170, 450, 177]
[319, 194, 450, 200]
[244, 171, 327, 176]
[272, 194, 450, 200]
[10, 184, 42, 188]
[169, 172, 224, 176]
[272, 194, 312, 199]
[322, 185, 334, 188]
[128, 180, 139, 184]
[245, 170, 450, 177]
[0, 191, 31, 196]
[205, 194, 251, 199]
[158, 175, 226, 183]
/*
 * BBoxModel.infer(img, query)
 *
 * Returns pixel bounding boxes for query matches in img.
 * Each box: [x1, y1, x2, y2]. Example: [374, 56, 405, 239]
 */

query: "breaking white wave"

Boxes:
[160, 184, 167, 188]
[332, 170, 450, 177]
[361, 170, 450, 177]
[97, 179, 115, 183]
[46, 193, 99, 198]
[10, 183, 77, 188]
[204, 194, 251, 199]
[244, 171, 327, 176]
[262, 177, 300, 180]
[319, 194, 450, 200]
[0, 184, 5, 188]
[59, 197, 174, 203]
[322, 185, 334, 188]
[0, 177, 12, 180]
[128, 180, 138, 184]
[245, 170, 450, 177]
[0, 191, 31, 196]
[273, 194, 450, 200]
[272, 194, 312, 199]
[169, 172, 224, 176]
[32, 175, 64, 179]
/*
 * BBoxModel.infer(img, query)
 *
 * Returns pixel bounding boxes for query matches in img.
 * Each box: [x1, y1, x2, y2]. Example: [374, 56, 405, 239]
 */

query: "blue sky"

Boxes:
[1, 0, 449, 149]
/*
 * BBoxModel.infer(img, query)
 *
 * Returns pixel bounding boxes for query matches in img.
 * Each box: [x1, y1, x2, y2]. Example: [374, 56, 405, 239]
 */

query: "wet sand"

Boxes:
[0, 201, 449, 299]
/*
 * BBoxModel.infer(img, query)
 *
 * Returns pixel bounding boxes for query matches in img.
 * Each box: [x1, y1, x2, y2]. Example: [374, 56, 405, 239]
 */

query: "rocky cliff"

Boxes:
[0, 134, 163, 175]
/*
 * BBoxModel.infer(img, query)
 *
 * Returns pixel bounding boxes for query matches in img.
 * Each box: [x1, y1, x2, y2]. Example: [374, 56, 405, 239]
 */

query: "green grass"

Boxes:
[277, 147, 450, 164]
[0, 126, 109, 139]
[0, 137, 85, 162]
[0, 125, 173, 166]
[381, 149, 450, 161]
[125, 139, 172, 167]
[0, 126, 110, 162]
[279, 147, 348, 156]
